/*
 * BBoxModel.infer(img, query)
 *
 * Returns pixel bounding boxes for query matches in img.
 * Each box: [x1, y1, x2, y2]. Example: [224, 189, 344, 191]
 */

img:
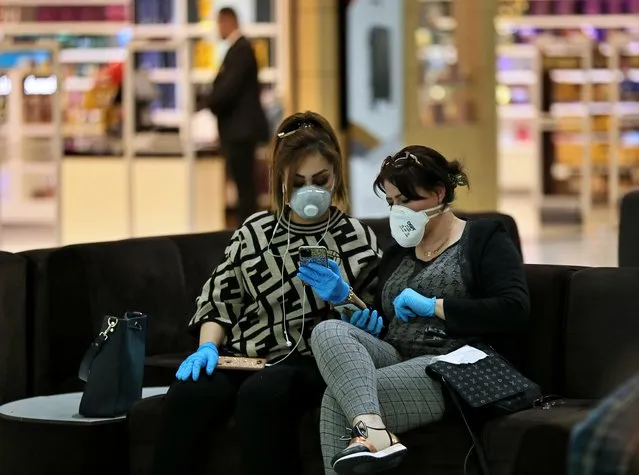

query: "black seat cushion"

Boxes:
[619, 190, 639, 267]
[564, 268, 639, 399]
[491, 264, 583, 394]
[482, 400, 593, 475]
[42, 238, 193, 394]
[0, 252, 27, 404]
[165, 231, 233, 306]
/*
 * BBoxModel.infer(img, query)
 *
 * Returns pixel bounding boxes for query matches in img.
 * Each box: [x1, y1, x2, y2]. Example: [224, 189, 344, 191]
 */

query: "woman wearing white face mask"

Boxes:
[150, 111, 382, 475]
[306, 145, 530, 475]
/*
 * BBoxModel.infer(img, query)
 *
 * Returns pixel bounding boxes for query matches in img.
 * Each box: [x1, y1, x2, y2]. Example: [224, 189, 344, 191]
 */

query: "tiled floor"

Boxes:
[499, 194, 618, 267]
[0, 193, 621, 268]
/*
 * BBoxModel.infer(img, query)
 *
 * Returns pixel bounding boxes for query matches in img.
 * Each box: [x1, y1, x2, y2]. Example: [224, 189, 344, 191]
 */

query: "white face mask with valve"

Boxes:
[389, 203, 449, 248]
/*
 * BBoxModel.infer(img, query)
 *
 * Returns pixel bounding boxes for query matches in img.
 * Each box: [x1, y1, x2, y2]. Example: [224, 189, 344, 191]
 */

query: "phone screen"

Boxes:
[299, 246, 328, 267]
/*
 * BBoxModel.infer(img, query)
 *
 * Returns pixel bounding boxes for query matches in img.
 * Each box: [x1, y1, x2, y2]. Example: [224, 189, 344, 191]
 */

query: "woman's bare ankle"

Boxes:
[352, 415, 392, 451]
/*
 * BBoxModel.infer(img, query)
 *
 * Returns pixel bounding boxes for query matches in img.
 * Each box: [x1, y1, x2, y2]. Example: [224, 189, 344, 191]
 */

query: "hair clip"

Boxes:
[277, 121, 313, 139]
[449, 173, 468, 187]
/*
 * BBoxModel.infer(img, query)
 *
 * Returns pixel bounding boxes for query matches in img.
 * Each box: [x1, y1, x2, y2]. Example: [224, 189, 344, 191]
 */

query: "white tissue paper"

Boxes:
[430, 345, 488, 365]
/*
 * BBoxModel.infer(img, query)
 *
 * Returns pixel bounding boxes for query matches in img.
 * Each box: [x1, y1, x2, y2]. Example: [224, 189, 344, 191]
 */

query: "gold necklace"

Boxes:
[419, 220, 455, 259]
[419, 238, 449, 259]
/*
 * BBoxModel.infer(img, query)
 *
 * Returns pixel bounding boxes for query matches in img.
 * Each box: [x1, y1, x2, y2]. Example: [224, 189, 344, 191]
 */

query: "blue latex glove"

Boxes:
[297, 259, 350, 305]
[393, 288, 437, 322]
[175, 342, 219, 382]
[342, 309, 383, 337]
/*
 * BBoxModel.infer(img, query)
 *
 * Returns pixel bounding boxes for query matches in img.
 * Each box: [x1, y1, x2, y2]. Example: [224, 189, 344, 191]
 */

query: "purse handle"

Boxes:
[78, 316, 119, 382]
[441, 377, 491, 475]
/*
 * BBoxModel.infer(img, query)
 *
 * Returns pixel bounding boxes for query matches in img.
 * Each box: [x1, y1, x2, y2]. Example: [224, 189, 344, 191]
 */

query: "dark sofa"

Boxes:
[619, 189, 639, 267]
[0, 251, 28, 405]
[10, 211, 639, 475]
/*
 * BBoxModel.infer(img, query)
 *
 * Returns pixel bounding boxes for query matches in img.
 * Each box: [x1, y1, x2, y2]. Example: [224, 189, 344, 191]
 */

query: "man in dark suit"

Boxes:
[208, 7, 269, 223]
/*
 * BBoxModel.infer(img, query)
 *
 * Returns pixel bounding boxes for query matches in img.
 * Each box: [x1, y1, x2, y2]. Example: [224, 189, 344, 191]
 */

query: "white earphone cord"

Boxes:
[264, 205, 332, 367]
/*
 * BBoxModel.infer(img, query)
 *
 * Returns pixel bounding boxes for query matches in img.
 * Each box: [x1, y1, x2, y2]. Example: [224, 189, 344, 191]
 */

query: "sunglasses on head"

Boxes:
[277, 121, 314, 139]
[381, 152, 423, 170]
[381, 151, 468, 188]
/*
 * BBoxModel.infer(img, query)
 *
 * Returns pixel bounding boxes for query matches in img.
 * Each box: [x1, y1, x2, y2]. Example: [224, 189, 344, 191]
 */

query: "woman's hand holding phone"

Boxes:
[297, 259, 350, 304]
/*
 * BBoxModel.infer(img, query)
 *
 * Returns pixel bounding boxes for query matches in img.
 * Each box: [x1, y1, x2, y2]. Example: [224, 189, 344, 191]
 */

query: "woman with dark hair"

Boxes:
[150, 111, 382, 475]
[302, 145, 530, 475]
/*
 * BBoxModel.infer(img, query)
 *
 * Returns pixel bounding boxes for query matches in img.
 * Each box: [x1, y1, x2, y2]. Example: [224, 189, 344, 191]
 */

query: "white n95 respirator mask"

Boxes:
[389, 204, 448, 248]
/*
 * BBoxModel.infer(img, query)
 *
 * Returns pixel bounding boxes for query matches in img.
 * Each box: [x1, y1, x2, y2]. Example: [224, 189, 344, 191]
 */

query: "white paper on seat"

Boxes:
[430, 345, 488, 365]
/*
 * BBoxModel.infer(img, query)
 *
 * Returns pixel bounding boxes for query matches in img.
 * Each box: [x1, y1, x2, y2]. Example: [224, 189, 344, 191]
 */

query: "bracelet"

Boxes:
[342, 287, 355, 305]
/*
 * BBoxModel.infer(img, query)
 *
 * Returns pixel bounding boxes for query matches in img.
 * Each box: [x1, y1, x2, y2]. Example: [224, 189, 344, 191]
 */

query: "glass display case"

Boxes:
[495, 2, 639, 222]
[415, 0, 475, 125]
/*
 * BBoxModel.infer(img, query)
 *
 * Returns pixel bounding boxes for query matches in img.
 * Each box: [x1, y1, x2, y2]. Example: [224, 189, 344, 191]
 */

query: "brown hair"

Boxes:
[269, 111, 348, 214]
[373, 145, 469, 205]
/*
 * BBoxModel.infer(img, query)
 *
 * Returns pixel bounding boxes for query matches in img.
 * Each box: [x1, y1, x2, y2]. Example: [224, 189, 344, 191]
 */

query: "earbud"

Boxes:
[286, 340, 293, 347]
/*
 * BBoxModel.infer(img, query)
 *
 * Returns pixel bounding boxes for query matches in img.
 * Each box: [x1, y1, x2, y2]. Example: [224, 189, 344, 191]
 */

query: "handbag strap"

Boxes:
[78, 317, 119, 382]
[441, 377, 491, 475]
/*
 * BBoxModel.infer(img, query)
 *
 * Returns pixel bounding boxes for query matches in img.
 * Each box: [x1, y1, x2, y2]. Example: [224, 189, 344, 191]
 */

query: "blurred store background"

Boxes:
[0, 0, 637, 267]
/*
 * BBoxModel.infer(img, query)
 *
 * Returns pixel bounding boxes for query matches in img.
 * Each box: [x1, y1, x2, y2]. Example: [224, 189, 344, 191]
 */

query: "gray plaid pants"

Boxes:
[310, 319, 445, 475]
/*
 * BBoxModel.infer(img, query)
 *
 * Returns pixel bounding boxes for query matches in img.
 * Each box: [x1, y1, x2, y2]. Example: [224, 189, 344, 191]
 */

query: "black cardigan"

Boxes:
[373, 219, 530, 338]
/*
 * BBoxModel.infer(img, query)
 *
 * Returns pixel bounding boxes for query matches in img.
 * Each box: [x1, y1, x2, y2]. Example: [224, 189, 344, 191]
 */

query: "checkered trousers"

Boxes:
[310, 319, 445, 475]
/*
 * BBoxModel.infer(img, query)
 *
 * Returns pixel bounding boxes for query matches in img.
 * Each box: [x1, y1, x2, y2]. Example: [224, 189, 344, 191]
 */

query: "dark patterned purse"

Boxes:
[426, 345, 542, 415]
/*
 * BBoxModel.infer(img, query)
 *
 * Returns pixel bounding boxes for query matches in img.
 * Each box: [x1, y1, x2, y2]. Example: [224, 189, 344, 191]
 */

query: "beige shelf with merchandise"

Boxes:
[0, 42, 62, 247]
[0, 0, 290, 243]
[495, 10, 639, 223]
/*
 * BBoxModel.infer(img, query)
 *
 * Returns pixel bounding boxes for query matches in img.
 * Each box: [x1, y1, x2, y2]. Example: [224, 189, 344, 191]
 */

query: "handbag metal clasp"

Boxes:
[99, 317, 118, 341]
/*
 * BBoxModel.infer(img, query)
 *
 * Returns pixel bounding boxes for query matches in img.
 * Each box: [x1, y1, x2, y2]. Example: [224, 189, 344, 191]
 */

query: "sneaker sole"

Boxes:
[332, 443, 408, 475]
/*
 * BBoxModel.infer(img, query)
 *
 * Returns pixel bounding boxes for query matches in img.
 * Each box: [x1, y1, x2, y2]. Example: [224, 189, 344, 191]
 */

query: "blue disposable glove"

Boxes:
[297, 259, 350, 305]
[175, 342, 219, 382]
[393, 288, 437, 322]
[342, 309, 383, 337]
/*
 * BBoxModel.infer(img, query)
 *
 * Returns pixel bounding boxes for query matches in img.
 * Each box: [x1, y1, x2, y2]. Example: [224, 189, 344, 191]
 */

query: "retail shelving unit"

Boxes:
[0, 0, 289, 245]
[496, 42, 542, 199]
[495, 9, 639, 223]
[0, 41, 62, 247]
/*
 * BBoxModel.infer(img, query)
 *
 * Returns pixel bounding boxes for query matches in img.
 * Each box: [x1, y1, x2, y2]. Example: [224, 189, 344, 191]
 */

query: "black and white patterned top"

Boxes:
[188, 207, 382, 359]
[381, 221, 472, 358]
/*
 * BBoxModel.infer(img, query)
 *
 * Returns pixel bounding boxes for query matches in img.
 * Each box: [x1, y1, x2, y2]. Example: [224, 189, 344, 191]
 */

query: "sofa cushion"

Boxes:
[564, 268, 639, 399]
[166, 231, 233, 309]
[482, 400, 593, 475]
[144, 353, 189, 387]
[42, 238, 192, 393]
[19, 248, 56, 396]
[619, 190, 639, 267]
[492, 264, 583, 394]
[0, 252, 27, 403]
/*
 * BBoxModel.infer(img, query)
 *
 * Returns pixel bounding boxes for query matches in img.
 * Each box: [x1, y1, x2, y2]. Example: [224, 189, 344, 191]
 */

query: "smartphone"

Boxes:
[217, 356, 266, 371]
[299, 245, 329, 267]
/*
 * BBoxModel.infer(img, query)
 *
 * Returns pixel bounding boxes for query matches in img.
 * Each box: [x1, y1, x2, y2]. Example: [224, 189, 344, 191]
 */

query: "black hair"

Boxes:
[218, 7, 238, 23]
[373, 145, 469, 205]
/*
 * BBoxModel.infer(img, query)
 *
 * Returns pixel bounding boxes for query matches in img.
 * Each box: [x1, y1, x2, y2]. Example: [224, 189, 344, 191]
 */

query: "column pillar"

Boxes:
[290, 0, 341, 128]
[403, 0, 498, 211]
[289, 0, 348, 188]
